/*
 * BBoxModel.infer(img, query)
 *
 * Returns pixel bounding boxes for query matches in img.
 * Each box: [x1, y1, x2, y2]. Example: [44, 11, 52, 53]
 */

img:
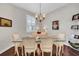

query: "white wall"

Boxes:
[43, 3, 79, 45]
[0, 4, 32, 53]
[0, 3, 79, 53]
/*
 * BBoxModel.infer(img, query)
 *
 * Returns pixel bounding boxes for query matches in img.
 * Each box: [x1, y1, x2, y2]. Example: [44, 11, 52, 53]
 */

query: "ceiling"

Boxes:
[12, 3, 68, 15]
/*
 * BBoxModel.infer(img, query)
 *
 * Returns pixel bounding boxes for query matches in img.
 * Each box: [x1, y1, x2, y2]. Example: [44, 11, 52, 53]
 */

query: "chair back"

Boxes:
[23, 38, 36, 52]
[12, 33, 22, 41]
[41, 38, 52, 52]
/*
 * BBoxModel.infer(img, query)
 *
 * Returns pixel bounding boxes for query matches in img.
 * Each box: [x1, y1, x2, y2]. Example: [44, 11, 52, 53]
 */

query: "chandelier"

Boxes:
[35, 3, 45, 22]
[34, 3, 47, 36]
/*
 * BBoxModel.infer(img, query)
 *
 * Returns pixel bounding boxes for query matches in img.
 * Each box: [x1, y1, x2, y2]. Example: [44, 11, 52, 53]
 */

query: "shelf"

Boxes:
[68, 41, 79, 49]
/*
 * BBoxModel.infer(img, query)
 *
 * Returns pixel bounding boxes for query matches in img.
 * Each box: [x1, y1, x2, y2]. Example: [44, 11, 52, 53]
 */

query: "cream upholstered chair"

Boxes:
[54, 34, 65, 56]
[12, 33, 23, 56]
[41, 38, 52, 56]
[23, 38, 36, 56]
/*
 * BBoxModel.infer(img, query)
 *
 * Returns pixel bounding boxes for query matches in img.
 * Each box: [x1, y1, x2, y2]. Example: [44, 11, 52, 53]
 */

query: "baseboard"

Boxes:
[0, 45, 14, 54]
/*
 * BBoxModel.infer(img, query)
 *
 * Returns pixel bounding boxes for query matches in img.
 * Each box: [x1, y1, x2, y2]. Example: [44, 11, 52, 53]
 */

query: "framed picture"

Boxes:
[72, 13, 79, 21]
[52, 20, 59, 30]
[74, 35, 79, 39]
[0, 17, 12, 27]
[71, 25, 79, 30]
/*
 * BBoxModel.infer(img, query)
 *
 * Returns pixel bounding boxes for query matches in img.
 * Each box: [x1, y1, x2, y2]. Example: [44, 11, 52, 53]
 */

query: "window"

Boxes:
[26, 15, 36, 33]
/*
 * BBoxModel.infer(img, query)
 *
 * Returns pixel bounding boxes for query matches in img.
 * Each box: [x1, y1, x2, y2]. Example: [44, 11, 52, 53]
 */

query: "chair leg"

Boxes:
[56, 46, 58, 56]
[34, 51, 35, 56]
[25, 51, 27, 56]
[21, 46, 23, 56]
[50, 52, 52, 56]
[15, 48, 19, 56]
[17, 47, 19, 56]
[17, 51, 19, 56]
[58, 45, 63, 56]
[61, 46, 63, 56]
[52, 45, 53, 56]
[42, 51, 44, 56]
[15, 46, 19, 56]
[50, 49, 52, 56]
[58, 46, 61, 56]
[56, 46, 57, 56]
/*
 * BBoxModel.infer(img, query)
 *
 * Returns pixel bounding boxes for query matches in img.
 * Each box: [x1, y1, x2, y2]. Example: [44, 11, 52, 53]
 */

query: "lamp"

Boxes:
[35, 3, 45, 22]
[33, 3, 47, 37]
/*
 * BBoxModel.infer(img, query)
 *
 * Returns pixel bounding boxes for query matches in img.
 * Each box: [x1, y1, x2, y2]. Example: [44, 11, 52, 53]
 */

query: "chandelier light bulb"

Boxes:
[43, 26, 46, 29]
[35, 15, 38, 18]
[43, 14, 45, 18]
[35, 14, 38, 19]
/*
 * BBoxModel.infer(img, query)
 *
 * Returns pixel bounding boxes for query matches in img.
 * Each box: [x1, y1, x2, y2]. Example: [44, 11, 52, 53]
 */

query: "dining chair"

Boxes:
[12, 33, 23, 56]
[54, 34, 65, 56]
[41, 38, 52, 56]
[23, 38, 36, 56]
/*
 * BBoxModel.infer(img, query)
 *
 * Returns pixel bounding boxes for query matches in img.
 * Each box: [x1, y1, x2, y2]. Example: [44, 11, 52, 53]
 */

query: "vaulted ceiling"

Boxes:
[12, 3, 68, 15]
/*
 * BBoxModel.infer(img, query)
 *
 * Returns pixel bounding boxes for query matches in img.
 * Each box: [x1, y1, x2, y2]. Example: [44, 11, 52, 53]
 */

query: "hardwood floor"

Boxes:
[0, 45, 79, 56]
[0, 47, 15, 56]
[0, 46, 24, 56]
